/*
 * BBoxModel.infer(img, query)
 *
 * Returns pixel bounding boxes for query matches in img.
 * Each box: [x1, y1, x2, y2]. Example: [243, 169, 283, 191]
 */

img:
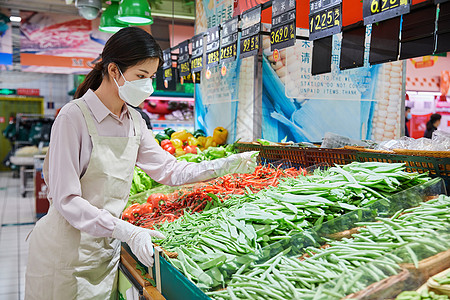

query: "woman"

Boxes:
[424, 113, 441, 139]
[25, 27, 257, 299]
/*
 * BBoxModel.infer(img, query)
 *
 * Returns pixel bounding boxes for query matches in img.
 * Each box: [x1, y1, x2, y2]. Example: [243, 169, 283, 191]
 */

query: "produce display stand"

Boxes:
[122, 177, 447, 300]
[119, 246, 165, 300]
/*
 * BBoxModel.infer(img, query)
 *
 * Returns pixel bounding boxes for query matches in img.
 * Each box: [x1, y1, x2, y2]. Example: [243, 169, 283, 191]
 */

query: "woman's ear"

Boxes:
[108, 63, 120, 81]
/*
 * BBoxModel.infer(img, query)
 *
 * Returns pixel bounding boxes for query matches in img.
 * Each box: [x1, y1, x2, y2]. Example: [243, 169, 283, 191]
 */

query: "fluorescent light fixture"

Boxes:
[10, 16, 21, 22]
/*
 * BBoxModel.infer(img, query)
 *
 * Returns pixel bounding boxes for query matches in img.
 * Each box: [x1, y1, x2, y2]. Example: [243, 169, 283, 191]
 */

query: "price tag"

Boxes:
[363, 0, 410, 25]
[309, 4, 342, 40]
[178, 40, 190, 77]
[191, 34, 204, 73]
[240, 5, 261, 59]
[162, 49, 172, 81]
[271, 0, 296, 51]
[206, 26, 220, 67]
[220, 16, 239, 63]
[270, 21, 296, 51]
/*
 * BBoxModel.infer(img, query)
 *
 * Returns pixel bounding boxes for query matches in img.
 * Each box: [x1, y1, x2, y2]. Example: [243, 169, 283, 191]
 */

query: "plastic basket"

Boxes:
[303, 148, 357, 167]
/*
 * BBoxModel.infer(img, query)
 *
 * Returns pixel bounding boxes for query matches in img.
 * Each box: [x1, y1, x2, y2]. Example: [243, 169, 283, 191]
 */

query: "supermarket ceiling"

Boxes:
[0, 0, 78, 15]
[0, 0, 196, 20]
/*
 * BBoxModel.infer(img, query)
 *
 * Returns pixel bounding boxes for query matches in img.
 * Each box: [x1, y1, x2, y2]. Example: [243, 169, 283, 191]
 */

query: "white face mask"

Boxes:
[113, 67, 154, 107]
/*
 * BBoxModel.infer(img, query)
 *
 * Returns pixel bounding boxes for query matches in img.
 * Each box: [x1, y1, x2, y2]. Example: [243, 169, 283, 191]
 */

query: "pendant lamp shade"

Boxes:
[99, 1, 127, 33]
[116, 0, 154, 25]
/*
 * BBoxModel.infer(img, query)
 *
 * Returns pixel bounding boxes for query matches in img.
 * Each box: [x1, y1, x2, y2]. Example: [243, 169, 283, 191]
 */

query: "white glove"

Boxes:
[213, 151, 259, 178]
[112, 219, 165, 267]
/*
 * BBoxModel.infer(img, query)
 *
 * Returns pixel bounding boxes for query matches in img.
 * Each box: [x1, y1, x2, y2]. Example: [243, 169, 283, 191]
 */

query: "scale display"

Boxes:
[363, 0, 410, 25]
[240, 5, 262, 59]
[191, 34, 204, 73]
[271, 0, 296, 51]
[162, 49, 172, 81]
[178, 40, 190, 77]
[308, 0, 342, 41]
[220, 16, 239, 63]
[206, 26, 220, 67]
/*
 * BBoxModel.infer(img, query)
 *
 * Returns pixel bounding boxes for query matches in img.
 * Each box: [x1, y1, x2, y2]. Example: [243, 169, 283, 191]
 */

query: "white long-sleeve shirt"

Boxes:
[47, 89, 217, 238]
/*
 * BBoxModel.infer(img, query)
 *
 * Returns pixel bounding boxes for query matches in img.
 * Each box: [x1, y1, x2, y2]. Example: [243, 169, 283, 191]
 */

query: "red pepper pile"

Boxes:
[122, 165, 306, 228]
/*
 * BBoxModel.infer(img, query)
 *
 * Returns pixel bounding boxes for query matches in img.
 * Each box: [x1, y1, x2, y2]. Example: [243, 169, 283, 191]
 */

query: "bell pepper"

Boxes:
[122, 203, 141, 222]
[155, 133, 170, 143]
[213, 127, 228, 145]
[140, 203, 153, 214]
[171, 130, 193, 142]
[204, 136, 214, 149]
[197, 136, 207, 147]
[162, 144, 175, 155]
[171, 138, 183, 149]
[184, 145, 197, 154]
[205, 146, 227, 159]
[160, 139, 172, 148]
[164, 128, 176, 138]
[175, 148, 186, 157]
[193, 129, 207, 138]
[187, 136, 199, 146]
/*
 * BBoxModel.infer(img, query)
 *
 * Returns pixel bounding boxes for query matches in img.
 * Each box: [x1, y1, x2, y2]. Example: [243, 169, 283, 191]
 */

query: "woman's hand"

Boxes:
[213, 151, 259, 178]
[112, 219, 165, 267]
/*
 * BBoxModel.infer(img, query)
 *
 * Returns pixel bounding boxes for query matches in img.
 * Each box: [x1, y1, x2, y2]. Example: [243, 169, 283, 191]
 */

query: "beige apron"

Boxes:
[25, 99, 141, 300]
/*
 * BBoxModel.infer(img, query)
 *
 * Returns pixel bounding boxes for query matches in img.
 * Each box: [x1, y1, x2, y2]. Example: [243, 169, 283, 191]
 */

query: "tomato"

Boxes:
[162, 144, 176, 155]
[160, 139, 172, 147]
[184, 145, 197, 154]
[147, 193, 168, 209]
[140, 203, 153, 214]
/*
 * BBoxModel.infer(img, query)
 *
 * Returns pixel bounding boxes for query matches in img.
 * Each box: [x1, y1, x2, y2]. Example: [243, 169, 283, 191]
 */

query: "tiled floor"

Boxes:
[0, 172, 36, 300]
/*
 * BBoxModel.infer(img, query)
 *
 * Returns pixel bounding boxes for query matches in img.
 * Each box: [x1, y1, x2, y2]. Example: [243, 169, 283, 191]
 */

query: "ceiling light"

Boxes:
[76, 0, 102, 20]
[116, 0, 153, 25]
[10, 16, 21, 22]
[99, 1, 127, 33]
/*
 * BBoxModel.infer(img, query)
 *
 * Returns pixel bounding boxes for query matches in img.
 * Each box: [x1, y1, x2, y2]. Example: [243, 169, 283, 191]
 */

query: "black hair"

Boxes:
[426, 113, 442, 130]
[405, 106, 411, 111]
[74, 27, 163, 99]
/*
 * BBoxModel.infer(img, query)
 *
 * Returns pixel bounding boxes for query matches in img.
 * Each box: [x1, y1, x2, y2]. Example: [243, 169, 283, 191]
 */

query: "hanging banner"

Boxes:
[20, 11, 110, 74]
[240, 5, 262, 59]
[261, 26, 404, 143]
[0, 10, 12, 70]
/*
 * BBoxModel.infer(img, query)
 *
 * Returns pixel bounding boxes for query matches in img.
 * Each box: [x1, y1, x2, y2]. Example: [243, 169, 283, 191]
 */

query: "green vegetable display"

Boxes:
[129, 167, 161, 196]
[153, 162, 431, 291]
[396, 291, 449, 300]
[209, 195, 450, 299]
[155, 132, 170, 143]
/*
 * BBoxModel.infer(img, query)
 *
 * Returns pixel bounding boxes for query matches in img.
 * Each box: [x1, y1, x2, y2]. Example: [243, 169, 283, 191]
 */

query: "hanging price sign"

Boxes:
[271, 0, 296, 51]
[206, 26, 220, 67]
[191, 34, 204, 73]
[363, 0, 410, 25]
[240, 5, 262, 59]
[162, 49, 172, 81]
[178, 40, 190, 77]
[309, 0, 342, 40]
[220, 16, 239, 63]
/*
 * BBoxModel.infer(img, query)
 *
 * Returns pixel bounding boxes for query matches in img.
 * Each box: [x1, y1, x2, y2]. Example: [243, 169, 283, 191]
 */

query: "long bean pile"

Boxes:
[153, 162, 430, 290]
[209, 195, 450, 300]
